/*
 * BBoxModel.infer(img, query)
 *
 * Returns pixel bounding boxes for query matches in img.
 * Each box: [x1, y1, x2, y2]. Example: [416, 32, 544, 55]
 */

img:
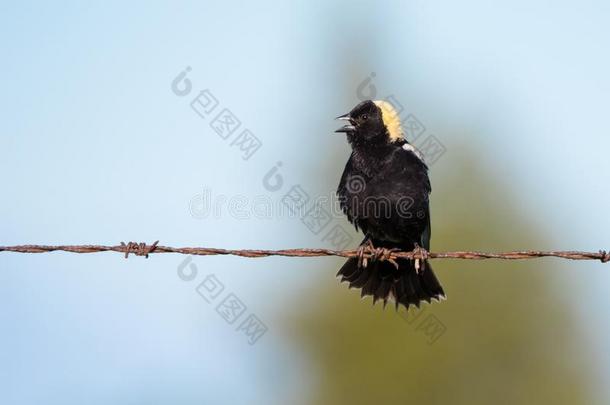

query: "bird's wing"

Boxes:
[336, 153, 359, 228]
[385, 145, 432, 245]
[421, 210, 431, 250]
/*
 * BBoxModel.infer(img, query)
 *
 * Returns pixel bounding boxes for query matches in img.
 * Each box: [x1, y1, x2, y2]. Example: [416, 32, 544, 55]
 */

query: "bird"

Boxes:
[335, 99, 445, 309]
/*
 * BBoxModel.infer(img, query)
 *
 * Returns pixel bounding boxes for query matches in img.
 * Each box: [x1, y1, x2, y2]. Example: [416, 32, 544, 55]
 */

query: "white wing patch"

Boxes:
[402, 143, 425, 161]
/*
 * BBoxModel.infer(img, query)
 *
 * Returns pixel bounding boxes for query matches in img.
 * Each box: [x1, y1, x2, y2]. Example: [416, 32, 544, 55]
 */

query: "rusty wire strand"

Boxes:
[0, 241, 609, 263]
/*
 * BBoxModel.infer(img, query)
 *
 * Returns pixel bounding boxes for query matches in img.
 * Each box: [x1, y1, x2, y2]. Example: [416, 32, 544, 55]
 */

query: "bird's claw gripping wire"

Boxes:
[356, 240, 374, 268]
[412, 244, 429, 274]
[600, 250, 610, 263]
[121, 240, 159, 258]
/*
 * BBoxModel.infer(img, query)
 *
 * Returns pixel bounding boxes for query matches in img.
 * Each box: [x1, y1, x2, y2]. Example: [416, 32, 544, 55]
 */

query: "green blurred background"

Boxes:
[283, 149, 594, 404]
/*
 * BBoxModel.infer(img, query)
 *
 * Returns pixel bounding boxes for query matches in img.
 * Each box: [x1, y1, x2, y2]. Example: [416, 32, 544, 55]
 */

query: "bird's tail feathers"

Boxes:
[337, 240, 445, 309]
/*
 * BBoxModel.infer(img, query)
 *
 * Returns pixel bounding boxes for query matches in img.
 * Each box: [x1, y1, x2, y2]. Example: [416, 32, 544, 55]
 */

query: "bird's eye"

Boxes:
[361, 114, 368, 121]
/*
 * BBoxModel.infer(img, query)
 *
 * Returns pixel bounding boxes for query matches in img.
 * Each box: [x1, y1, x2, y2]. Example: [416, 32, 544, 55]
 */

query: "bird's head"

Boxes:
[335, 100, 403, 146]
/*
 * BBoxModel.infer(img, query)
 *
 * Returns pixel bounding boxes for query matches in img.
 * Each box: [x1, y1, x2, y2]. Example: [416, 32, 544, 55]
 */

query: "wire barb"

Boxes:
[120, 240, 159, 258]
[371, 247, 400, 269]
[600, 250, 610, 263]
[0, 242, 609, 264]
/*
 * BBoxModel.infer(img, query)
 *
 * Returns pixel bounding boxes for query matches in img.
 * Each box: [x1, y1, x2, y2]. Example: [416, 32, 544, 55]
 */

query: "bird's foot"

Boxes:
[357, 239, 375, 268]
[412, 244, 429, 274]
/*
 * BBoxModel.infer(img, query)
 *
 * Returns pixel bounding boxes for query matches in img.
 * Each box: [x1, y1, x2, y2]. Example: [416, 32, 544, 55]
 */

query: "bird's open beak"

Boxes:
[335, 113, 356, 133]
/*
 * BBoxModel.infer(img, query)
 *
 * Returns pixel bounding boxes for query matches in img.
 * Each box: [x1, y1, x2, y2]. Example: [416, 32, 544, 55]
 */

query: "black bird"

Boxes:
[335, 100, 445, 309]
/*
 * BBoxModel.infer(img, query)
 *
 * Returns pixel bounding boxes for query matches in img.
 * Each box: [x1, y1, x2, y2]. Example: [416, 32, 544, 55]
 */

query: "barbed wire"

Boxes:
[0, 241, 609, 263]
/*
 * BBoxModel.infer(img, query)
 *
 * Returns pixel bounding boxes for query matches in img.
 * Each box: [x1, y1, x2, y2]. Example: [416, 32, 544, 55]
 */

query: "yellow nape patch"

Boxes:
[373, 100, 403, 141]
